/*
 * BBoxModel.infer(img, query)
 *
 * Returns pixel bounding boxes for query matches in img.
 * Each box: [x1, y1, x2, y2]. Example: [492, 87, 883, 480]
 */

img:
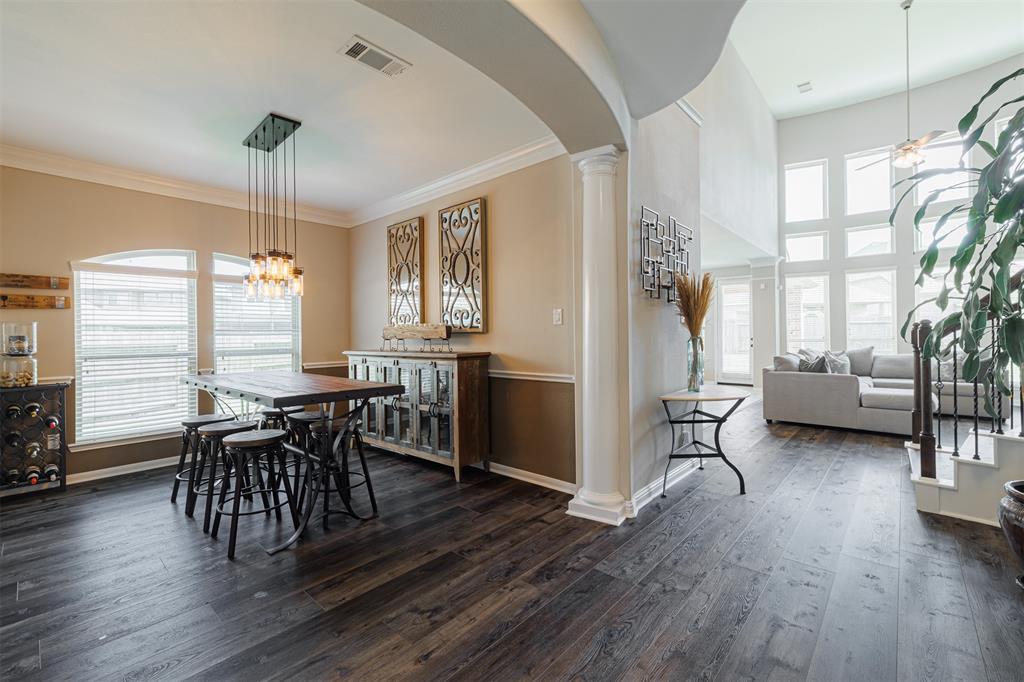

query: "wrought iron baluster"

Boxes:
[973, 377, 981, 460]
[935, 366, 943, 449]
[952, 332, 959, 457]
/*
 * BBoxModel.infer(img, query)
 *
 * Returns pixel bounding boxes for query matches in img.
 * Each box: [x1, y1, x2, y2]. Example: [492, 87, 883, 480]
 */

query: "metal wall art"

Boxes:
[439, 197, 487, 333]
[387, 217, 424, 326]
[640, 205, 693, 303]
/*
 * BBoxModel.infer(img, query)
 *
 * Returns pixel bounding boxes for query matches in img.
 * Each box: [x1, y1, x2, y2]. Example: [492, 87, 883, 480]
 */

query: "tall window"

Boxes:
[915, 135, 970, 204]
[785, 274, 829, 352]
[845, 148, 892, 215]
[845, 224, 893, 258]
[212, 254, 301, 402]
[915, 216, 970, 252]
[846, 269, 897, 353]
[785, 232, 828, 262]
[915, 270, 963, 324]
[784, 160, 828, 222]
[72, 250, 197, 443]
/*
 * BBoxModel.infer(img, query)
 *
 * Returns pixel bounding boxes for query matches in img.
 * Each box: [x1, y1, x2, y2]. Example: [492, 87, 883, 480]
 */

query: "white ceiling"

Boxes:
[0, 0, 551, 217]
[730, 0, 1024, 119]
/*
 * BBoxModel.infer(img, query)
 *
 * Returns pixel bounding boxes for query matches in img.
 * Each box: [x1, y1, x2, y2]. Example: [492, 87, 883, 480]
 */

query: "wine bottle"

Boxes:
[5, 468, 20, 485]
[5, 404, 21, 419]
[43, 463, 59, 482]
[4, 431, 23, 448]
[25, 442, 42, 458]
[24, 465, 41, 485]
[43, 415, 60, 430]
[25, 403, 42, 418]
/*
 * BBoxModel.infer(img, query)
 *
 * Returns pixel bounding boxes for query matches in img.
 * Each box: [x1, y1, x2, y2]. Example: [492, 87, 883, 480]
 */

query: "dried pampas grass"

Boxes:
[674, 272, 714, 338]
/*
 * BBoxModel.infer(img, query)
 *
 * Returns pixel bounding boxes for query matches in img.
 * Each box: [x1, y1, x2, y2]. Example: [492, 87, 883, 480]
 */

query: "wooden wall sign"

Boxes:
[0, 294, 71, 309]
[0, 273, 70, 290]
[382, 323, 452, 341]
[439, 197, 487, 333]
[387, 217, 423, 326]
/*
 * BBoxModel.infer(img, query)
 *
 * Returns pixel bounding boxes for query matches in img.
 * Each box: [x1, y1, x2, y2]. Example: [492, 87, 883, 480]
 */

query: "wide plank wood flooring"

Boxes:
[1, 398, 1022, 681]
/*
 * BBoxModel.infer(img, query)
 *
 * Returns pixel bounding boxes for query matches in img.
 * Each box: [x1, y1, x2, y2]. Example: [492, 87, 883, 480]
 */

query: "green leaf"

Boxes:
[978, 140, 997, 158]
[958, 68, 1024, 135]
[994, 185, 1024, 223]
[1003, 316, 1024, 365]
[919, 242, 940, 279]
[963, 353, 981, 380]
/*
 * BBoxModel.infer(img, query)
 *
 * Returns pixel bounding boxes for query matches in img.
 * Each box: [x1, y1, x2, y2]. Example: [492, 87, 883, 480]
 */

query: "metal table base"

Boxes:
[661, 396, 746, 498]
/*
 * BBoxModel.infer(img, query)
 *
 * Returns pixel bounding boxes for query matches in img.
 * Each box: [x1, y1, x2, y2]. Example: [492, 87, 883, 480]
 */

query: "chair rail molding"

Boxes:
[487, 369, 574, 384]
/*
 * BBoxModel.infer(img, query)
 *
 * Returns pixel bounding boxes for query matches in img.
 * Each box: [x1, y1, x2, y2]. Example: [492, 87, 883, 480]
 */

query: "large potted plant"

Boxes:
[898, 68, 1023, 588]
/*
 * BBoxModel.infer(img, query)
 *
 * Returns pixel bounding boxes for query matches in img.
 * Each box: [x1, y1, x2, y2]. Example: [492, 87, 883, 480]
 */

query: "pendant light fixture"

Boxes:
[243, 113, 304, 300]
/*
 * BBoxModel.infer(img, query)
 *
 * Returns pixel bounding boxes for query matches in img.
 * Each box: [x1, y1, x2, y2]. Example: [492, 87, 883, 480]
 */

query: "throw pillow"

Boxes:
[845, 346, 874, 376]
[799, 355, 830, 373]
[824, 350, 852, 375]
[773, 353, 800, 372]
[797, 348, 822, 362]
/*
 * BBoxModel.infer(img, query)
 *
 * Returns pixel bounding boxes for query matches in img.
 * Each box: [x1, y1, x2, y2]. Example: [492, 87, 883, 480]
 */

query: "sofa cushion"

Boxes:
[860, 387, 916, 411]
[858, 376, 875, 392]
[846, 346, 875, 376]
[872, 377, 914, 390]
[773, 353, 800, 372]
[871, 354, 915, 379]
[799, 355, 829, 373]
[824, 350, 851, 375]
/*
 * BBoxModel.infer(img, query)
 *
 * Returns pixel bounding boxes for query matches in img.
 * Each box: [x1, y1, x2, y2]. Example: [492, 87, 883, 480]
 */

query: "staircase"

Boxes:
[906, 319, 1022, 526]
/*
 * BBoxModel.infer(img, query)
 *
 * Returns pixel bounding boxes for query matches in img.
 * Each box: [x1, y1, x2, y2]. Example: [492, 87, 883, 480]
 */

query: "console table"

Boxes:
[343, 351, 490, 481]
[659, 385, 749, 497]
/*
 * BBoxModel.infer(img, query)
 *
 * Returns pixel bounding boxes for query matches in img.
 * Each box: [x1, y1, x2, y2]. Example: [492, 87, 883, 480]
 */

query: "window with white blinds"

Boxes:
[212, 254, 300, 413]
[72, 250, 198, 444]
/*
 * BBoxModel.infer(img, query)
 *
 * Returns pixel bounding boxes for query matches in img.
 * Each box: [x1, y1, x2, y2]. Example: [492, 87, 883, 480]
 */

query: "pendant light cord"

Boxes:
[904, 0, 911, 141]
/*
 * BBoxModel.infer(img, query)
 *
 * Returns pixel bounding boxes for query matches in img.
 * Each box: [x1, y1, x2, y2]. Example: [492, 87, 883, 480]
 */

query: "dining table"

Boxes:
[182, 370, 404, 554]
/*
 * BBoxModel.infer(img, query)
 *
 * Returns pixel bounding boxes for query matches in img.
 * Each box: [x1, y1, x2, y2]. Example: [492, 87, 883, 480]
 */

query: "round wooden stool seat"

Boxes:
[223, 428, 289, 449]
[259, 406, 303, 418]
[286, 410, 327, 423]
[181, 413, 235, 428]
[198, 420, 259, 438]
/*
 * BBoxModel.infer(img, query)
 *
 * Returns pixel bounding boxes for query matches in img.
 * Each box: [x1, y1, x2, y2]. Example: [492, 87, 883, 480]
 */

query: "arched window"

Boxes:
[71, 250, 198, 443]
[212, 254, 301, 400]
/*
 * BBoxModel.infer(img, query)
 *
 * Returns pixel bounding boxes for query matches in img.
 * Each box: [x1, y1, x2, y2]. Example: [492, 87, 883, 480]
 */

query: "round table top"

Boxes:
[659, 384, 750, 402]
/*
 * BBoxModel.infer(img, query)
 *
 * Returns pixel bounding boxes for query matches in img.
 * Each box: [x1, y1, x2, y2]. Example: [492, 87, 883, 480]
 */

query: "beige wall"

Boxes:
[349, 155, 577, 481]
[0, 167, 350, 472]
[349, 155, 574, 375]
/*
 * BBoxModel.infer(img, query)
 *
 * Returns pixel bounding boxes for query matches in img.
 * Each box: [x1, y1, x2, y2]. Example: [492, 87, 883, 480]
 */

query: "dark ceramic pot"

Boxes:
[998, 480, 1024, 591]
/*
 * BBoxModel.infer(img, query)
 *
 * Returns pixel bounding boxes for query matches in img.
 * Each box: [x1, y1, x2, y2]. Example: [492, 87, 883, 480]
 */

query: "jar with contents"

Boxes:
[0, 356, 37, 388]
[2, 322, 37, 356]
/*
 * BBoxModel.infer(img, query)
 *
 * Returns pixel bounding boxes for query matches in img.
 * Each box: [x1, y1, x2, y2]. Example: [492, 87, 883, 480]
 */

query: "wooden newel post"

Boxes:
[911, 321, 921, 445]
[918, 320, 937, 478]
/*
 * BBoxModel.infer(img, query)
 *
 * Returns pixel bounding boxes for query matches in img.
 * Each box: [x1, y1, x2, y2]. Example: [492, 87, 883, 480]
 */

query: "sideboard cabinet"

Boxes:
[343, 350, 490, 481]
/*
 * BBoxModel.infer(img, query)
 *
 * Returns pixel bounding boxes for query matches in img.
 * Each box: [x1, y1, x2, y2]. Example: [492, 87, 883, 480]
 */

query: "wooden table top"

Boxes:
[183, 371, 403, 408]
[659, 385, 750, 402]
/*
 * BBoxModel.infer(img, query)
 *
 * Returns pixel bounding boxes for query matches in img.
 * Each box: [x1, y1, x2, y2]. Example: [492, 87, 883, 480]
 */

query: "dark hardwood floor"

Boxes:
[2, 399, 1022, 681]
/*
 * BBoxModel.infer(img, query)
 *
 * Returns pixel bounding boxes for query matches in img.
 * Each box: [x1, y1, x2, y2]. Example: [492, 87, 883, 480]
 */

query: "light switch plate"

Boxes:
[552, 308, 563, 325]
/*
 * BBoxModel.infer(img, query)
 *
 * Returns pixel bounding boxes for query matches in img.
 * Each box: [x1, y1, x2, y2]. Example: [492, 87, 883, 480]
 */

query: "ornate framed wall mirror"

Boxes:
[386, 217, 424, 326]
[438, 197, 487, 333]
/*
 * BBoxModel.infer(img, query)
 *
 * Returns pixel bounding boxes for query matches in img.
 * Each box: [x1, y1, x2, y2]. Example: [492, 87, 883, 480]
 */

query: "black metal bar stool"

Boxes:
[212, 428, 298, 559]
[285, 410, 328, 507]
[307, 413, 378, 526]
[172, 414, 234, 505]
[258, 405, 303, 430]
[191, 419, 259, 532]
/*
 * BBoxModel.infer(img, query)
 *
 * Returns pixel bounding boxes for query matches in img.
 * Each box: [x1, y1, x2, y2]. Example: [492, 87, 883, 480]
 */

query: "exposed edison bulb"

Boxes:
[249, 254, 265, 279]
[290, 267, 304, 296]
[243, 275, 257, 300]
[257, 274, 270, 299]
[281, 253, 295, 278]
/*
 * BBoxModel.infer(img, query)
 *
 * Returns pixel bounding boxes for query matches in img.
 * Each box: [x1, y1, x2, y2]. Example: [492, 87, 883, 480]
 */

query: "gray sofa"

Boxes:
[762, 352, 1005, 436]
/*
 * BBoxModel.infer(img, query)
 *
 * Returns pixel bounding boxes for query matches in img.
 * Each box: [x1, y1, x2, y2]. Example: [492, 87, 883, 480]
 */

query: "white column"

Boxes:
[567, 145, 627, 525]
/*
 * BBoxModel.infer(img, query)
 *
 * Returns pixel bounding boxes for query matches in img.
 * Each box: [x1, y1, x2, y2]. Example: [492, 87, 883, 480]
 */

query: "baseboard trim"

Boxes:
[67, 455, 180, 485]
[485, 462, 577, 495]
[625, 461, 700, 517]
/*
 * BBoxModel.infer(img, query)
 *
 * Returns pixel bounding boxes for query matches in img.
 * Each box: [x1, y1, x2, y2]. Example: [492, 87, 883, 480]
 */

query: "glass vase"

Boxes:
[687, 336, 704, 392]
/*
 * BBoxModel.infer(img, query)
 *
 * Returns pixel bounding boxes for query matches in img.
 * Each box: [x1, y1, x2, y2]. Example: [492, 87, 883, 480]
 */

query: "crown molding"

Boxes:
[347, 135, 566, 226]
[1, 137, 567, 230]
[0, 144, 352, 228]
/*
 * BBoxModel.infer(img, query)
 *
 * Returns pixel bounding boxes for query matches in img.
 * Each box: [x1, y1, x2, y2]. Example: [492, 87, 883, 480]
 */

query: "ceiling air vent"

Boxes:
[339, 36, 410, 78]
[797, 81, 813, 94]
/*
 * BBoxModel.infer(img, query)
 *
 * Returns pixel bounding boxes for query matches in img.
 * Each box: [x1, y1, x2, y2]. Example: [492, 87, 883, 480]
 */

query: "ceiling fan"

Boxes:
[859, 0, 944, 170]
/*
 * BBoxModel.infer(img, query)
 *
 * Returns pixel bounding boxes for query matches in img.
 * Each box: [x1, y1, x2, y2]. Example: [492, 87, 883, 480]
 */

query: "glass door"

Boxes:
[718, 277, 753, 385]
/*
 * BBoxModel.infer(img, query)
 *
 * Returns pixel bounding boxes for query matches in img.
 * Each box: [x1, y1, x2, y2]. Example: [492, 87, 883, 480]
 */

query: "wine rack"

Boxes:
[0, 382, 69, 498]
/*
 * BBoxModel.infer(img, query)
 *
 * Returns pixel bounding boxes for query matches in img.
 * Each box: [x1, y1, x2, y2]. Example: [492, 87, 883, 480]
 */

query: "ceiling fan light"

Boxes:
[893, 146, 924, 168]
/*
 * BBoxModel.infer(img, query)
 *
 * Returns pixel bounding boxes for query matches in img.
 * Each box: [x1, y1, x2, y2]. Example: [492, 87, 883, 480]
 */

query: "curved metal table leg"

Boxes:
[660, 395, 747, 498]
